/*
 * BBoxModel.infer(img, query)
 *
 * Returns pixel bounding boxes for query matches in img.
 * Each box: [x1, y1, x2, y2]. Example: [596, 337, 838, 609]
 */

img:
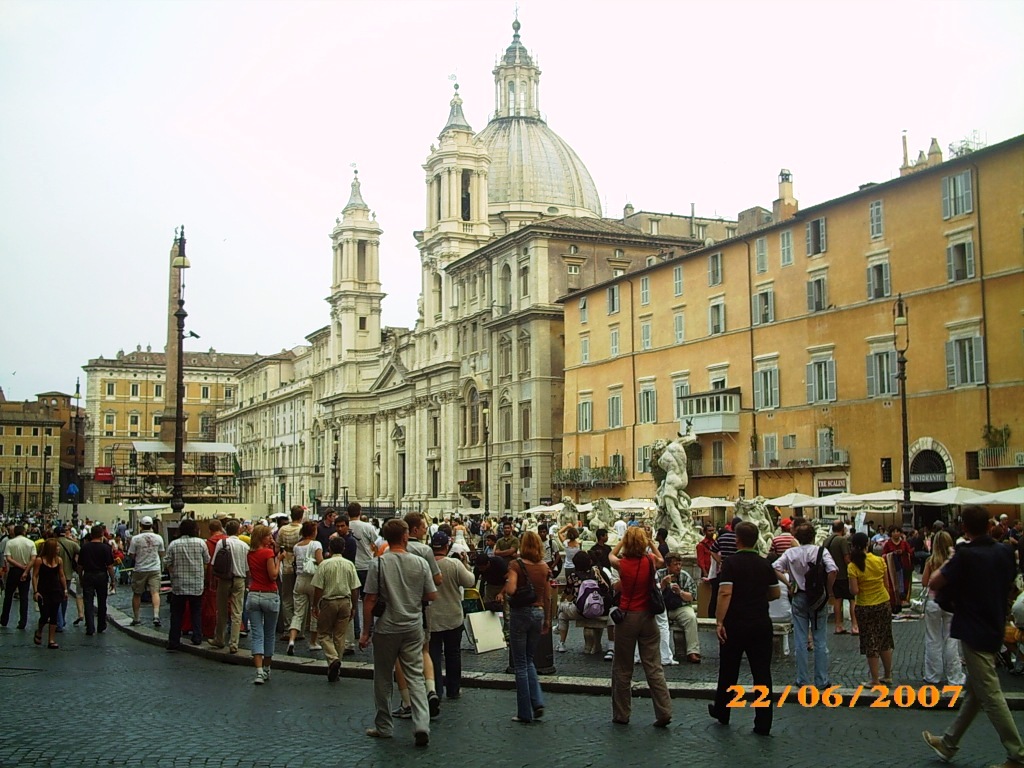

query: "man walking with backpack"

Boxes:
[773, 522, 838, 688]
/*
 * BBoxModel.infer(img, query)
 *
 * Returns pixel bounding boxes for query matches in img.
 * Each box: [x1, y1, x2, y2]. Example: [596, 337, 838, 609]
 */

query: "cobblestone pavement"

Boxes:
[0, 618, 1017, 768]
[103, 585, 1024, 695]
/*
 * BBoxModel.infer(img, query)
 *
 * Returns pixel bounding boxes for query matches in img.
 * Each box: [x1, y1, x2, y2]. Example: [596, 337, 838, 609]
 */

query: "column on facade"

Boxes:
[449, 167, 459, 222]
[377, 413, 390, 502]
[443, 396, 460, 508]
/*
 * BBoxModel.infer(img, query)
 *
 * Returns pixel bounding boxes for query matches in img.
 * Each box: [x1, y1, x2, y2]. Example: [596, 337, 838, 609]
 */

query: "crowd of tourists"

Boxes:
[2, 503, 1023, 766]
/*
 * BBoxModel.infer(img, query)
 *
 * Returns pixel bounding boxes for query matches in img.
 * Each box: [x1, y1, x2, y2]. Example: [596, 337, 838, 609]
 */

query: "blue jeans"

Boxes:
[509, 606, 545, 721]
[246, 591, 280, 658]
[791, 592, 829, 687]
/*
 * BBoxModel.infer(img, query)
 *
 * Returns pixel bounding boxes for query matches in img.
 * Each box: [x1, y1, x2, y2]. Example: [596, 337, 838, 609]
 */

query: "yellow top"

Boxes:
[847, 553, 889, 607]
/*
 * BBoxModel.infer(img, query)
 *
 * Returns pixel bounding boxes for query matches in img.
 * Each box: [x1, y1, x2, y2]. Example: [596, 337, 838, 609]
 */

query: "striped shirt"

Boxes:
[769, 533, 798, 556]
[711, 530, 737, 561]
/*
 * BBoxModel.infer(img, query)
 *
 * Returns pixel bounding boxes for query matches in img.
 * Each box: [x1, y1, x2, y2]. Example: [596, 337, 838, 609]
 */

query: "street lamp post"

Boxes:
[482, 404, 490, 517]
[170, 227, 190, 516]
[331, 450, 339, 508]
[71, 378, 83, 522]
[893, 294, 912, 532]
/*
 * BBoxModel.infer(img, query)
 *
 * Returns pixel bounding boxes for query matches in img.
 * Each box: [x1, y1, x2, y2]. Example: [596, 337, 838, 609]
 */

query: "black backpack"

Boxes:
[803, 546, 829, 613]
[212, 539, 234, 580]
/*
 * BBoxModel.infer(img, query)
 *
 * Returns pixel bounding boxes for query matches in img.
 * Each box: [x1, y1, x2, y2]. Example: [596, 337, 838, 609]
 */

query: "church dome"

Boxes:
[476, 116, 602, 217]
[472, 20, 601, 219]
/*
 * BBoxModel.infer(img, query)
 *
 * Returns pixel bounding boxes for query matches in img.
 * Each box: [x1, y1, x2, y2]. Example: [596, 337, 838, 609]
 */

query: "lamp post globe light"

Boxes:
[170, 226, 191, 516]
[893, 293, 912, 533]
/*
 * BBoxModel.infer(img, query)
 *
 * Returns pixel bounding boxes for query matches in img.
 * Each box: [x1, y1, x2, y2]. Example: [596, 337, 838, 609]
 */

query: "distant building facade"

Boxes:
[0, 390, 67, 515]
[559, 135, 1024, 525]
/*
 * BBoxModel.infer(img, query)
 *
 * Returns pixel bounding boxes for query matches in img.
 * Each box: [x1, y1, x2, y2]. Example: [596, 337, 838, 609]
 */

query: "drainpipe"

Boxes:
[970, 162, 992, 429]
[742, 238, 759, 497]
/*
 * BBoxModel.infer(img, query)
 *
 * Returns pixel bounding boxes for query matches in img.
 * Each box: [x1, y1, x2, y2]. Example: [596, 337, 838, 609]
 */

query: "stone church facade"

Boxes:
[218, 20, 706, 516]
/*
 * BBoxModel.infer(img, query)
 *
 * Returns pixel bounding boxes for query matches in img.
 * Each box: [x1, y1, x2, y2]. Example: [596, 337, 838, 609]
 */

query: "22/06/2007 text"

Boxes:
[726, 684, 963, 709]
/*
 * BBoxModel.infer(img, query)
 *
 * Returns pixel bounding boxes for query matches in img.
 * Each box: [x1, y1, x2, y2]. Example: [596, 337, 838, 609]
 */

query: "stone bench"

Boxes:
[574, 617, 611, 655]
[693, 618, 793, 657]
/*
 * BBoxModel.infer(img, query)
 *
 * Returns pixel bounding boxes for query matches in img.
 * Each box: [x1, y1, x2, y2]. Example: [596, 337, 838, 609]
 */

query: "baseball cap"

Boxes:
[140, 516, 153, 526]
[431, 531, 451, 549]
[780, 518, 793, 530]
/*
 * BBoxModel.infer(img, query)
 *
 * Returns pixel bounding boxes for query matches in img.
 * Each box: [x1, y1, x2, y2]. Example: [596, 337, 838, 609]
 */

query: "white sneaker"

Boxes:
[308, 644, 323, 651]
[263, 668, 271, 682]
[254, 670, 266, 685]
[556, 642, 567, 653]
[663, 659, 680, 666]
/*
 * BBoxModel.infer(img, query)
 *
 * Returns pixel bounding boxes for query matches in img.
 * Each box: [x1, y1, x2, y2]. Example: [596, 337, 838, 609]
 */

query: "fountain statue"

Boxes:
[650, 423, 701, 553]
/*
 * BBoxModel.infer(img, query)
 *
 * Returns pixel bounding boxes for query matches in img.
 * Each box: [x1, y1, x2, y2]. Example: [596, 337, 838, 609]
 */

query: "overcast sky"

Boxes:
[2, 0, 1022, 403]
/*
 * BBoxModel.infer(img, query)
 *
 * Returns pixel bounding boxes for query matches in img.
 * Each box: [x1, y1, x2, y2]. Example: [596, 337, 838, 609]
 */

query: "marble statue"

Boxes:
[558, 496, 579, 529]
[585, 498, 620, 545]
[734, 496, 774, 555]
[652, 423, 701, 553]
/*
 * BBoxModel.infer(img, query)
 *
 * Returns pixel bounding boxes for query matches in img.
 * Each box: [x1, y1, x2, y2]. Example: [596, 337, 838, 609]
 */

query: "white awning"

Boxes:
[131, 440, 237, 454]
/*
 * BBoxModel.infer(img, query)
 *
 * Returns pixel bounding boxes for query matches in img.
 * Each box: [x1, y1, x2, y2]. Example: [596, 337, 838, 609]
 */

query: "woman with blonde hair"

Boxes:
[608, 526, 671, 727]
[246, 524, 283, 684]
[922, 531, 964, 685]
[503, 530, 551, 723]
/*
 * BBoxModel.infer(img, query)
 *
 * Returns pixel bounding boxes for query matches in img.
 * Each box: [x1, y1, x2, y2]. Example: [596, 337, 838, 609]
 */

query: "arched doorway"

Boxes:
[911, 449, 948, 528]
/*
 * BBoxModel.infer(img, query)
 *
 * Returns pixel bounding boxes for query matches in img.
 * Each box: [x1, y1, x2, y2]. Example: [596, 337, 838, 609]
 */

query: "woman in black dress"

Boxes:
[33, 538, 68, 649]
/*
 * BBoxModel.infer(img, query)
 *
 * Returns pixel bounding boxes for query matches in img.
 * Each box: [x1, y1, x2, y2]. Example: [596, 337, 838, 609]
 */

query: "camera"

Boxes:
[609, 606, 625, 625]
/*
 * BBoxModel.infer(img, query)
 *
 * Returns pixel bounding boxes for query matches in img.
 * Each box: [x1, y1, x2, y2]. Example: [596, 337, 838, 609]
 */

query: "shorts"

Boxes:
[833, 580, 855, 601]
[132, 570, 161, 595]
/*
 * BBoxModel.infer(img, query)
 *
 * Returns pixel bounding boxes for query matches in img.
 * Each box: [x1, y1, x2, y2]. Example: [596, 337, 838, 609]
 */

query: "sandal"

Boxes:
[834, 628, 848, 635]
[47, 642, 59, 649]
[34, 632, 42, 645]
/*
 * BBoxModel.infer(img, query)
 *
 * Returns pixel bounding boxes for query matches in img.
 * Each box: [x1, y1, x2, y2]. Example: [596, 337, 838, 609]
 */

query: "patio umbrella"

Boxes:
[914, 487, 985, 506]
[765, 492, 817, 507]
[689, 496, 736, 509]
[791, 492, 859, 508]
[844, 489, 936, 504]
[971, 487, 1024, 505]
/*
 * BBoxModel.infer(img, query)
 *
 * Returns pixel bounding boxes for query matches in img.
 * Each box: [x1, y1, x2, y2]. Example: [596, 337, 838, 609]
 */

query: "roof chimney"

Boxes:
[773, 169, 798, 222]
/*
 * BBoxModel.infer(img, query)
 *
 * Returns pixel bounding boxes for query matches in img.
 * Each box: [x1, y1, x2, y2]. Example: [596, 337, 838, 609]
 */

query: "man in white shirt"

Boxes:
[613, 516, 628, 540]
[211, 518, 250, 653]
[348, 502, 379, 640]
[1, 525, 37, 629]
[773, 523, 838, 688]
[127, 516, 165, 627]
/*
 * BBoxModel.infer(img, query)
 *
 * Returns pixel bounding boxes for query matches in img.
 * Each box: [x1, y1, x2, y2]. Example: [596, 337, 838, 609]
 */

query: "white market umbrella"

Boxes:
[609, 498, 659, 512]
[765, 492, 817, 507]
[689, 496, 736, 509]
[519, 503, 564, 516]
[971, 487, 1024, 506]
[792, 492, 859, 508]
[844, 489, 936, 504]
[915, 487, 985, 506]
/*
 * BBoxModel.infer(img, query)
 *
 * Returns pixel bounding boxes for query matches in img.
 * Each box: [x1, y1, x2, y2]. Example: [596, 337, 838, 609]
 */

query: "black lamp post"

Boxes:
[893, 294, 912, 532]
[71, 377, 83, 521]
[170, 226, 190, 516]
[482, 403, 490, 516]
[331, 450, 339, 508]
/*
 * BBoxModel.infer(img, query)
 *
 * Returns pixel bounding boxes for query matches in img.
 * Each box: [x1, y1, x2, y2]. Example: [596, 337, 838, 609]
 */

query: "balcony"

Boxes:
[552, 465, 627, 489]
[689, 459, 732, 478]
[750, 448, 851, 471]
[979, 446, 1024, 470]
[273, 467, 285, 476]
[458, 480, 481, 496]
[678, 388, 741, 434]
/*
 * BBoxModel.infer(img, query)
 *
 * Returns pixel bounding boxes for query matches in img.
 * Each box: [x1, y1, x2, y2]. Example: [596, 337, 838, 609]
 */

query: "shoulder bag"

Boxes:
[508, 559, 538, 608]
[647, 556, 666, 614]
[372, 557, 388, 617]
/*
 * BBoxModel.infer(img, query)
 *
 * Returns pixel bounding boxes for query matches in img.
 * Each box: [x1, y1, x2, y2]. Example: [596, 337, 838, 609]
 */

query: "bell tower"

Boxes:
[327, 171, 384, 361]
[417, 82, 491, 330]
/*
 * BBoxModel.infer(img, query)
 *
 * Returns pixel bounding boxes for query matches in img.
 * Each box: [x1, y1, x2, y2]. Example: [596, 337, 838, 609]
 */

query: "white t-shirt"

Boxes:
[349, 519, 378, 571]
[128, 531, 165, 573]
[613, 520, 627, 538]
[293, 540, 323, 576]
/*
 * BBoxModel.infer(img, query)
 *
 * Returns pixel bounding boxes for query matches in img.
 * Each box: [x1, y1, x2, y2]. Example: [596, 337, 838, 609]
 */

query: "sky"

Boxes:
[2, 0, 1022, 403]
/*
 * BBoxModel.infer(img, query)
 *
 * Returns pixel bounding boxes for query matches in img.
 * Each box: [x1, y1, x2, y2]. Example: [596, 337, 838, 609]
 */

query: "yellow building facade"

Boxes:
[0, 392, 64, 514]
[82, 347, 259, 504]
[560, 135, 1024, 523]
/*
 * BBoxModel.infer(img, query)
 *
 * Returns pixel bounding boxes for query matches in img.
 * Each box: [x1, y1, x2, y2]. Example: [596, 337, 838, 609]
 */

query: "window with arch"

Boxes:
[520, 401, 532, 441]
[499, 395, 513, 442]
